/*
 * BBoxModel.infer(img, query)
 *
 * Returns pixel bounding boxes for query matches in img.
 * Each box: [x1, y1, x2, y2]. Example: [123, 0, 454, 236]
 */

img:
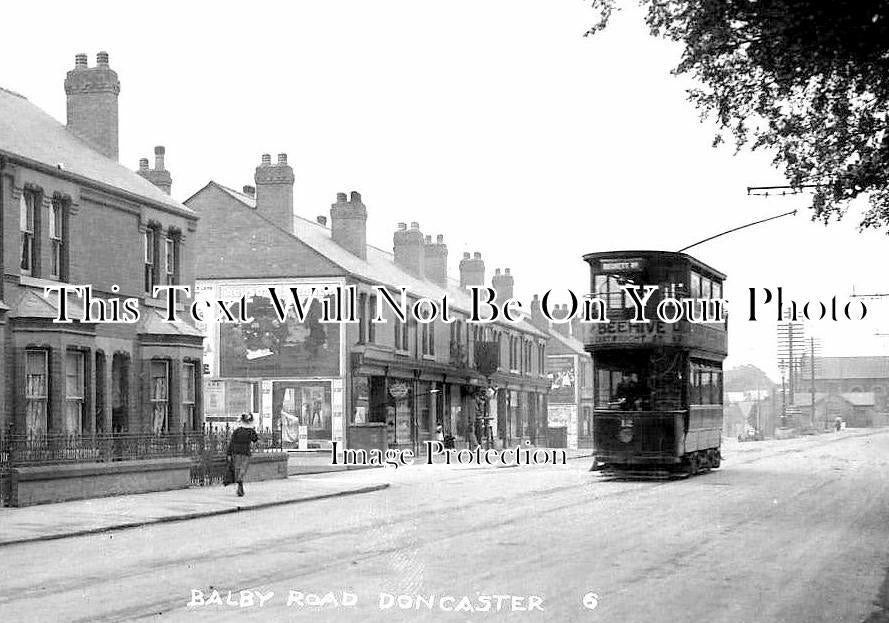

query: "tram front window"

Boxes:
[596, 354, 651, 411]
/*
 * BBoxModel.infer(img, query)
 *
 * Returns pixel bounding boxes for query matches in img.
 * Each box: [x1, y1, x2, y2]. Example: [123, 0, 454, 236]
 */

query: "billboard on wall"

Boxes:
[548, 357, 577, 404]
[216, 285, 341, 378]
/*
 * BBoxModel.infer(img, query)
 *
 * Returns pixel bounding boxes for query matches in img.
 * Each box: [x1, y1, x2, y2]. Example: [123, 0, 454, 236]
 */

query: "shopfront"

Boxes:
[199, 279, 347, 450]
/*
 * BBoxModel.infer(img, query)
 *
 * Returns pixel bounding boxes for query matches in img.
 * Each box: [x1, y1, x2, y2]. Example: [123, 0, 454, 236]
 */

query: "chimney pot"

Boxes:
[96, 51, 109, 66]
[350, 191, 361, 202]
[425, 235, 432, 244]
[75, 53, 88, 69]
[139, 158, 149, 171]
[495, 268, 502, 275]
[505, 268, 511, 275]
[463, 252, 470, 259]
[398, 222, 407, 230]
[317, 215, 328, 226]
[410, 222, 420, 230]
[277, 153, 287, 165]
[154, 145, 165, 171]
[242, 185, 255, 197]
[436, 234, 444, 244]
[261, 153, 272, 166]
[473, 252, 481, 259]
[336, 192, 348, 202]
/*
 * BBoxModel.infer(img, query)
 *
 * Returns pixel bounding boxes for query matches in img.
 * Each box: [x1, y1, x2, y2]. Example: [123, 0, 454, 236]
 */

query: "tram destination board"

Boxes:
[586, 319, 726, 356]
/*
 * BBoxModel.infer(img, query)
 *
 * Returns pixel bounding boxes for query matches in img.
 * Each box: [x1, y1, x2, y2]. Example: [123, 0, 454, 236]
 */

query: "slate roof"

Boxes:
[792, 392, 875, 407]
[203, 183, 547, 339]
[8, 288, 85, 319]
[138, 307, 204, 337]
[546, 327, 587, 356]
[0, 86, 192, 216]
[814, 356, 889, 380]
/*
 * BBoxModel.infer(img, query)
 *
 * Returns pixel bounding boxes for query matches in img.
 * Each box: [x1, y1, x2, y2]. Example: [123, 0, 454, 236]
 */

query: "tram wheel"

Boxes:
[686, 454, 700, 476]
[711, 451, 721, 469]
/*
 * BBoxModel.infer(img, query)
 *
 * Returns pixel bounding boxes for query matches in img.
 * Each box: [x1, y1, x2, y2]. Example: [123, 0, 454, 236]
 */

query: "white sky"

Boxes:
[3, 0, 888, 380]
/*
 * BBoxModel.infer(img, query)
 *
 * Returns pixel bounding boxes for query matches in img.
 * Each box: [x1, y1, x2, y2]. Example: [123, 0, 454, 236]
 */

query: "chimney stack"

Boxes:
[330, 191, 367, 258]
[65, 51, 120, 161]
[551, 304, 571, 336]
[492, 267, 514, 304]
[459, 251, 485, 289]
[136, 145, 172, 194]
[424, 234, 448, 287]
[394, 221, 425, 278]
[254, 151, 295, 232]
[530, 294, 548, 331]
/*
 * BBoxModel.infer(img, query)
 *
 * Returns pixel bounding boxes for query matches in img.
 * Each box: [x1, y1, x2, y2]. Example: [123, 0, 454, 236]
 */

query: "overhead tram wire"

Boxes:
[677, 209, 797, 253]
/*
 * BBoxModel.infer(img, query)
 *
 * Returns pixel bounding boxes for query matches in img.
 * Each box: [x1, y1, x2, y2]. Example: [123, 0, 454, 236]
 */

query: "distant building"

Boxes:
[793, 392, 882, 428]
[812, 356, 889, 413]
[527, 300, 595, 449]
[0, 52, 202, 435]
[185, 164, 550, 450]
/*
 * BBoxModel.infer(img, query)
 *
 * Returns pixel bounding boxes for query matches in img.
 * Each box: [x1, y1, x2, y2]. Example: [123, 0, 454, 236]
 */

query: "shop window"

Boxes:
[181, 362, 196, 430]
[25, 350, 49, 435]
[150, 360, 170, 432]
[65, 351, 86, 434]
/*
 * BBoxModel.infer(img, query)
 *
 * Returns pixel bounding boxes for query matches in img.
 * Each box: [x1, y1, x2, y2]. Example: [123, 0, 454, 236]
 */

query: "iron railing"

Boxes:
[0, 427, 283, 504]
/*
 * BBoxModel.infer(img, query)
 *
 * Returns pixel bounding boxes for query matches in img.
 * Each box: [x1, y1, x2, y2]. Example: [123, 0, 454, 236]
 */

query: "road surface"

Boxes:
[1, 429, 888, 623]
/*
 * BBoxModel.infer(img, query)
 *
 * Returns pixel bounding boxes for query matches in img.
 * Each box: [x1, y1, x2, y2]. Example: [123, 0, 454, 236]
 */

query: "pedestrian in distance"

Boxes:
[227, 413, 259, 497]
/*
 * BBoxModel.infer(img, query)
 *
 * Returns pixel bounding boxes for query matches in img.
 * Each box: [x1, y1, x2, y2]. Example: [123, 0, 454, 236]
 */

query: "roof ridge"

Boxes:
[0, 85, 27, 100]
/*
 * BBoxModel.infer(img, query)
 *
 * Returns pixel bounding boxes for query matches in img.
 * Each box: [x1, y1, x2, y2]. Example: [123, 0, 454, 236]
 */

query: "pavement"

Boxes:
[0, 446, 592, 549]
[0, 474, 389, 548]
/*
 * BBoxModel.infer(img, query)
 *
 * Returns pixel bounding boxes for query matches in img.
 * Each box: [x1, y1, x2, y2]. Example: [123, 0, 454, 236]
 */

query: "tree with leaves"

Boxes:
[586, 1, 889, 230]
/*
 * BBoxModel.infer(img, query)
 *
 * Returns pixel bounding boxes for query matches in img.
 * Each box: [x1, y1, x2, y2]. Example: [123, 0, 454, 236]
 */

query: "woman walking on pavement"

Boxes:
[228, 413, 259, 497]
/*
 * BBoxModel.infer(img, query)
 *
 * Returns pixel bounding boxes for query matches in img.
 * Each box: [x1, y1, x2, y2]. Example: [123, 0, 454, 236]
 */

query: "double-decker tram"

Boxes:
[583, 251, 727, 478]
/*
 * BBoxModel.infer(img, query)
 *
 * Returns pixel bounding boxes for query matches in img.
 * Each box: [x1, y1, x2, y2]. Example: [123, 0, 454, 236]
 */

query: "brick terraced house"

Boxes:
[186, 156, 551, 452]
[0, 52, 203, 437]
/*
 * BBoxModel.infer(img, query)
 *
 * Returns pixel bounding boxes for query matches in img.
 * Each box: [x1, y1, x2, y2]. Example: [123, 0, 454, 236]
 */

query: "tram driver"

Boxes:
[615, 373, 643, 411]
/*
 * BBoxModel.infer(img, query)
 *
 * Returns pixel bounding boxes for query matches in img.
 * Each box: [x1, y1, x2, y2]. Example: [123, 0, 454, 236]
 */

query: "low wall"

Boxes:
[11, 458, 193, 507]
[243, 453, 289, 482]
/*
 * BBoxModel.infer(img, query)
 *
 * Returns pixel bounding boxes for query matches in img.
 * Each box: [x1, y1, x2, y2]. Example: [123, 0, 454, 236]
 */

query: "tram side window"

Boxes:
[690, 273, 701, 298]
[690, 361, 723, 405]
[690, 270, 723, 300]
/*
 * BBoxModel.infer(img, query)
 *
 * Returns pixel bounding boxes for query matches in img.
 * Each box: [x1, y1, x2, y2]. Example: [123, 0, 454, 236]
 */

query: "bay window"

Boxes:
[65, 351, 85, 434]
[151, 360, 170, 432]
[25, 350, 48, 435]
